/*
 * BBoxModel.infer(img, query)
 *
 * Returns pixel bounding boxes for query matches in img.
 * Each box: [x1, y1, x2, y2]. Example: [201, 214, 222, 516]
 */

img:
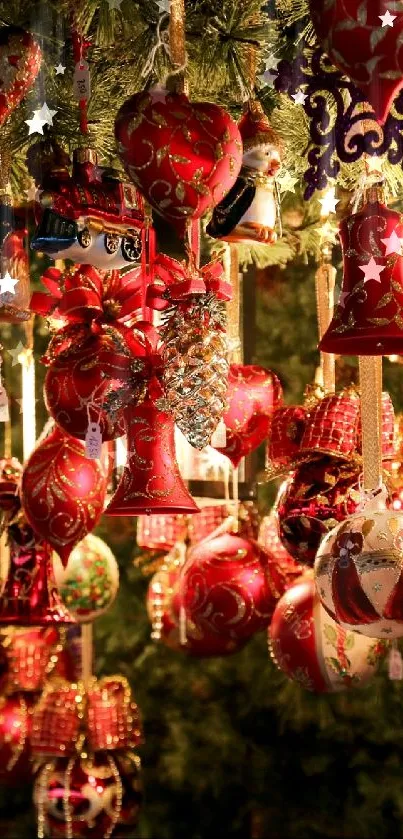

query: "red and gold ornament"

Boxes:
[213, 364, 283, 467]
[309, 0, 403, 124]
[115, 89, 242, 233]
[21, 425, 108, 567]
[320, 191, 403, 355]
[136, 513, 188, 552]
[258, 509, 303, 587]
[34, 750, 143, 839]
[0, 693, 35, 785]
[0, 26, 42, 127]
[177, 532, 280, 643]
[269, 576, 386, 692]
[147, 552, 247, 657]
[0, 228, 31, 323]
[277, 455, 362, 567]
[315, 493, 403, 639]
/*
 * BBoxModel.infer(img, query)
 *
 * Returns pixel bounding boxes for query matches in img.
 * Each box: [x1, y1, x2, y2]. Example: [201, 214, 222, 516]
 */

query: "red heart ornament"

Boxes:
[21, 425, 107, 567]
[115, 90, 242, 232]
[0, 27, 42, 128]
[213, 364, 283, 467]
[309, 1, 403, 124]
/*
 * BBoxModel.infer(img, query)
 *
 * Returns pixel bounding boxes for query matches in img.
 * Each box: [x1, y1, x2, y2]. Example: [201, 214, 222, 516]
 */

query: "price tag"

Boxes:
[388, 647, 403, 681]
[85, 421, 102, 460]
[73, 61, 91, 101]
[0, 384, 9, 422]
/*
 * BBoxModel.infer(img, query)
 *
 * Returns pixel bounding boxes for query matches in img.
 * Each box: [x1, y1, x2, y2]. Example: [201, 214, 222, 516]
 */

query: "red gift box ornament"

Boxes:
[136, 514, 188, 552]
[298, 390, 361, 461]
[309, 0, 403, 125]
[0, 27, 42, 127]
[31, 675, 142, 761]
[21, 424, 108, 567]
[320, 190, 403, 355]
[115, 89, 243, 235]
[105, 399, 199, 516]
[0, 627, 66, 694]
[213, 364, 283, 467]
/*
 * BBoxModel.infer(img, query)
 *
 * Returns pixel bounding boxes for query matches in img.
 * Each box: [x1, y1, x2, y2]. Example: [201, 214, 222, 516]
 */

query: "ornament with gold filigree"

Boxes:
[158, 293, 229, 450]
[32, 675, 143, 838]
[269, 575, 387, 693]
[320, 181, 403, 356]
[33, 262, 153, 443]
[207, 99, 281, 244]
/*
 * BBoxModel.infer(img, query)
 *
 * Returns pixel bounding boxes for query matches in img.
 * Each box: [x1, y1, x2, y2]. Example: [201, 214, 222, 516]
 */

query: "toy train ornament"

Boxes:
[31, 148, 144, 270]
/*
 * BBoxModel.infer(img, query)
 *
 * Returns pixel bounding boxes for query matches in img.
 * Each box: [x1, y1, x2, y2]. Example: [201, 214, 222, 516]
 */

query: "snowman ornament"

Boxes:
[207, 100, 281, 245]
[31, 147, 144, 270]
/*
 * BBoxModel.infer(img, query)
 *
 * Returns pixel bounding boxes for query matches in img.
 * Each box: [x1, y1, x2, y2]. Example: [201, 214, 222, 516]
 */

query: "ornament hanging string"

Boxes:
[72, 30, 91, 136]
[81, 623, 93, 689]
[315, 261, 336, 394]
[169, 0, 188, 95]
[358, 356, 383, 492]
[20, 318, 36, 460]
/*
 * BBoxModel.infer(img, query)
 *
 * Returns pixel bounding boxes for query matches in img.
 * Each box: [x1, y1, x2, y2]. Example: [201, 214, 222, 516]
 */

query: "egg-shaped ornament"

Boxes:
[269, 576, 386, 692]
[277, 455, 361, 567]
[315, 487, 403, 639]
[53, 534, 119, 623]
[207, 99, 281, 244]
[34, 750, 143, 839]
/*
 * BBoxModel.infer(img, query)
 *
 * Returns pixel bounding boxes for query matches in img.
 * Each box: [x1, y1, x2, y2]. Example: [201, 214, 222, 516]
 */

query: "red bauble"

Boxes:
[21, 425, 107, 566]
[320, 197, 403, 355]
[0, 27, 42, 127]
[309, 1, 403, 124]
[214, 364, 283, 467]
[269, 576, 386, 692]
[178, 533, 277, 642]
[106, 400, 199, 516]
[115, 89, 242, 232]
[44, 333, 126, 442]
[34, 751, 143, 839]
[0, 693, 34, 785]
[147, 561, 247, 657]
[277, 456, 361, 567]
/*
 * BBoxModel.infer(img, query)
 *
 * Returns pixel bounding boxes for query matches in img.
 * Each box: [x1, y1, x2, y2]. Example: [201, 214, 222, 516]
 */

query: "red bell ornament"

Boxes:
[309, 0, 403, 125]
[178, 533, 277, 643]
[214, 364, 283, 467]
[265, 405, 307, 477]
[315, 495, 403, 638]
[21, 425, 107, 566]
[320, 193, 403, 355]
[0, 523, 74, 626]
[277, 456, 361, 567]
[105, 400, 199, 516]
[269, 576, 386, 693]
[298, 391, 361, 460]
[34, 751, 143, 839]
[115, 89, 242, 233]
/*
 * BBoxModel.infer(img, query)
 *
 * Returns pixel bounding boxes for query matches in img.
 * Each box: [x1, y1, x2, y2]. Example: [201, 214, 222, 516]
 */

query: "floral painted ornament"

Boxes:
[309, 0, 403, 124]
[315, 489, 403, 638]
[269, 576, 387, 692]
[53, 534, 119, 623]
